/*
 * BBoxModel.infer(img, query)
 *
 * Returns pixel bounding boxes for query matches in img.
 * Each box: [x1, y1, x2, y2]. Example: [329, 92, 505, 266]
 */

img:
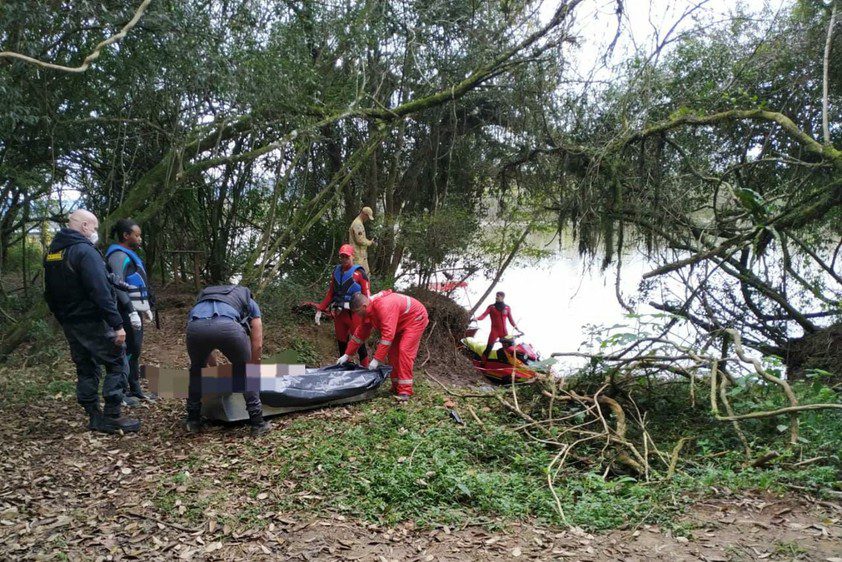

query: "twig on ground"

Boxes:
[466, 404, 485, 426]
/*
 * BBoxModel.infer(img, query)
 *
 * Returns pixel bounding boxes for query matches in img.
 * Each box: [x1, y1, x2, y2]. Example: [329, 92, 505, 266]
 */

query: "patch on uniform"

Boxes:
[45, 251, 64, 262]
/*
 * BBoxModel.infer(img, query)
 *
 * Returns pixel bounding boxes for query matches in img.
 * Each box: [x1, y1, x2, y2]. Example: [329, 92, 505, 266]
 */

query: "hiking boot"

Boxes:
[393, 394, 410, 403]
[122, 395, 141, 407]
[250, 420, 272, 437]
[185, 419, 202, 434]
[89, 413, 141, 434]
[129, 390, 156, 403]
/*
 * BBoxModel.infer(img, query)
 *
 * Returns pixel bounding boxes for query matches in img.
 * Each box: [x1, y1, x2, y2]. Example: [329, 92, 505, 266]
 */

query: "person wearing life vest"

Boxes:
[476, 291, 521, 363]
[315, 244, 371, 366]
[339, 290, 429, 401]
[348, 206, 375, 274]
[106, 219, 156, 404]
[184, 284, 271, 436]
[43, 209, 141, 435]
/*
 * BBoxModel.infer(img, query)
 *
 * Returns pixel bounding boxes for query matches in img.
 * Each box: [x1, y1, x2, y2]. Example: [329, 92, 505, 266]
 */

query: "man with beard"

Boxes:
[476, 291, 520, 364]
[106, 218, 156, 404]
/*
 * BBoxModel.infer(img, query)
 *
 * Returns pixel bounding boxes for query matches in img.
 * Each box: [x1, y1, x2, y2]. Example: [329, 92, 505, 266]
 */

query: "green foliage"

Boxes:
[2, 236, 44, 274]
[400, 206, 480, 279]
[0, 318, 68, 406]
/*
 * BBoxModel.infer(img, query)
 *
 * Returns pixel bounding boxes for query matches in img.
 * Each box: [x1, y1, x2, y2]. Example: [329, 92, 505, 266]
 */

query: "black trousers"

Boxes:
[120, 311, 144, 395]
[61, 320, 127, 416]
[337, 340, 368, 361]
[185, 318, 263, 423]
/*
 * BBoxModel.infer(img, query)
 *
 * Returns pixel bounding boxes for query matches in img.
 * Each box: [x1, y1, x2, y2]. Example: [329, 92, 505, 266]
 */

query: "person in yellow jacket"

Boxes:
[349, 206, 375, 273]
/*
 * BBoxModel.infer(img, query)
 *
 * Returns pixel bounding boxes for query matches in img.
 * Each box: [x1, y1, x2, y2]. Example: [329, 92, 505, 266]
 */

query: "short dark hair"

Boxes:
[350, 293, 369, 311]
[496, 291, 505, 297]
[110, 218, 139, 243]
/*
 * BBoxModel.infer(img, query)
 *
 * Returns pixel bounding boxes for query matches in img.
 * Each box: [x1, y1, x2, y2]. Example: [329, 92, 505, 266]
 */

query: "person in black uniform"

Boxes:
[43, 209, 141, 434]
[106, 218, 156, 404]
[184, 284, 271, 436]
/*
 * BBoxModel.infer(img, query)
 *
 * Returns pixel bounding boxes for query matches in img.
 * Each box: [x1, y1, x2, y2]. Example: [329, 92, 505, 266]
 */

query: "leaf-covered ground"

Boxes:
[0, 298, 840, 560]
[1, 391, 840, 561]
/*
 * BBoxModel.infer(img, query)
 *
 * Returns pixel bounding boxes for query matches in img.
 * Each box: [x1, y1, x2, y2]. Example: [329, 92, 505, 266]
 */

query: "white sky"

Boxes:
[543, 0, 791, 77]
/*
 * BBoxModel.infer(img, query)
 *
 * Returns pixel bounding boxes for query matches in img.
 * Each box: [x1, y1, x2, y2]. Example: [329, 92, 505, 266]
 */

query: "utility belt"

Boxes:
[329, 301, 351, 313]
[188, 314, 250, 334]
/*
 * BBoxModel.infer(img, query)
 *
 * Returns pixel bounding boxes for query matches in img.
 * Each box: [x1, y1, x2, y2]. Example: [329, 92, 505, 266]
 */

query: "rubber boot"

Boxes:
[249, 413, 272, 437]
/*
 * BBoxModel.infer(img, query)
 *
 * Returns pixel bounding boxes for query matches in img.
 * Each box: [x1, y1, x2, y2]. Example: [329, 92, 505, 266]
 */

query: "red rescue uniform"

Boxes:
[477, 303, 517, 346]
[345, 291, 429, 396]
[317, 266, 370, 342]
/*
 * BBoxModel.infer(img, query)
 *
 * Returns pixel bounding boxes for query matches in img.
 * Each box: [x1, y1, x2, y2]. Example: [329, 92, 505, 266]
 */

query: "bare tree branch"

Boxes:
[0, 0, 152, 73]
[823, 0, 838, 145]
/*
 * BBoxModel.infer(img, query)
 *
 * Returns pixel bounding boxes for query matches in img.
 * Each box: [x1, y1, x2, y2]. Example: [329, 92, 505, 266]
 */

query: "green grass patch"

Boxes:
[143, 372, 841, 532]
[211, 384, 694, 530]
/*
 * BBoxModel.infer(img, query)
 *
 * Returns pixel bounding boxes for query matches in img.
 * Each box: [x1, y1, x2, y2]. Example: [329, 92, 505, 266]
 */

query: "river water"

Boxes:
[445, 245, 672, 372]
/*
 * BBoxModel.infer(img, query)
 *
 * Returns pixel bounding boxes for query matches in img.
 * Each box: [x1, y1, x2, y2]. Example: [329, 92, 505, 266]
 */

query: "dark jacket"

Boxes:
[44, 228, 124, 329]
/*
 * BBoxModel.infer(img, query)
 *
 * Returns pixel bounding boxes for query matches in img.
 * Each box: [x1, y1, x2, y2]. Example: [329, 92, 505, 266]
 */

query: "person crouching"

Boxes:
[184, 284, 271, 436]
[338, 291, 428, 402]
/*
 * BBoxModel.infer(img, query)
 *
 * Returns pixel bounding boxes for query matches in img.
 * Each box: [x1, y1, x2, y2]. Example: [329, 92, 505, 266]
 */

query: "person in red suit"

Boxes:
[476, 291, 520, 363]
[339, 290, 429, 401]
[316, 244, 371, 366]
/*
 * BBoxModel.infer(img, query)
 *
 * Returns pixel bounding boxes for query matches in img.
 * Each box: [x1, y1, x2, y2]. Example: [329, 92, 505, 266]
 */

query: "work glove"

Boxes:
[144, 310, 154, 323]
[368, 359, 380, 370]
[336, 354, 350, 365]
[128, 311, 142, 330]
[315, 310, 322, 326]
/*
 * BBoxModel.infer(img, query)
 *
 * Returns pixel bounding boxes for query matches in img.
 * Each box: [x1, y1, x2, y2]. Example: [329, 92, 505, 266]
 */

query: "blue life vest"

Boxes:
[105, 244, 151, 312]
[332, 265, 364, 306]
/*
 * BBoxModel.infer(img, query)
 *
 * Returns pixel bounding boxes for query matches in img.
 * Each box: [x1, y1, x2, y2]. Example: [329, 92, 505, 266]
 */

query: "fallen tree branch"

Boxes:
[667, 437, 695, 479]
[747, 450, 780, 469]
[712, 402, 842, 421]
[726, 329, 801, 444]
